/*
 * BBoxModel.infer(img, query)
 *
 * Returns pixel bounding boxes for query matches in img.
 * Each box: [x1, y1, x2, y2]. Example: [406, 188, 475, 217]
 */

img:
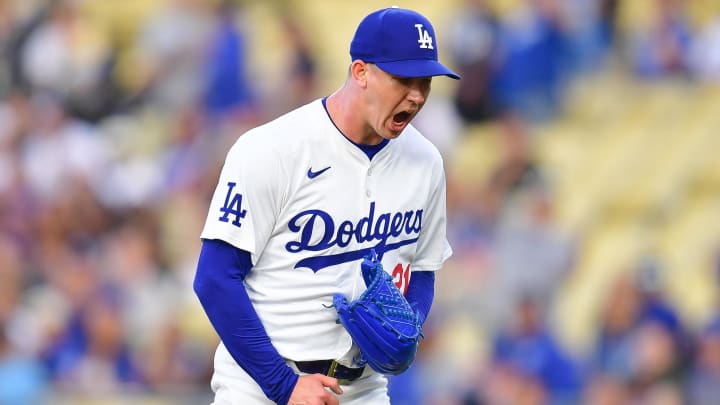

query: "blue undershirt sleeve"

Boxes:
[193, 238, 298, 405]
[404, 271, 435, 325]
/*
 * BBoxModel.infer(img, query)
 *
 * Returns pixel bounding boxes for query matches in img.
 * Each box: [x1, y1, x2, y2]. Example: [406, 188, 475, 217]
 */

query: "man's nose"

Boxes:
[407, 86, 426, 106]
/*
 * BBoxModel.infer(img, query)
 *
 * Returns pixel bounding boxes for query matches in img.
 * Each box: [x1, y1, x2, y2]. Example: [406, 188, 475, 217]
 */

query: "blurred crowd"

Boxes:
[1, 0, 720, 404]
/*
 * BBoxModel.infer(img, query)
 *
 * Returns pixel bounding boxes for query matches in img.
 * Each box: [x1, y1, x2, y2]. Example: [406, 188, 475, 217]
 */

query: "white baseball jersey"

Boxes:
[201, 98, 452, 372]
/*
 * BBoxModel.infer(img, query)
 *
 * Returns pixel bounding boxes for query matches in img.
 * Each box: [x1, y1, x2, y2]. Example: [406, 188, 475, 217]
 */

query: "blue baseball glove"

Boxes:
[332, 250, 422, 375]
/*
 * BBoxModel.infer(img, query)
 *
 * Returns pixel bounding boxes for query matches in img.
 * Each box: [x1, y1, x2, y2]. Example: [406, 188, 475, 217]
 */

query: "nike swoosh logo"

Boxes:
[307, 166, 331, 179]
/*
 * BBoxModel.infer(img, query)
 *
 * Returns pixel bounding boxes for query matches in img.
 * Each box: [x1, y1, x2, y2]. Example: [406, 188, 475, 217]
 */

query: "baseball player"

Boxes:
[194, 7, 460, 405]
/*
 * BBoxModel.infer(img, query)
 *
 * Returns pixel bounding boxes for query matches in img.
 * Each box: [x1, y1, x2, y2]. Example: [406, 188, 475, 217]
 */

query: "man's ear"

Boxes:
[351, 60, 369, 88]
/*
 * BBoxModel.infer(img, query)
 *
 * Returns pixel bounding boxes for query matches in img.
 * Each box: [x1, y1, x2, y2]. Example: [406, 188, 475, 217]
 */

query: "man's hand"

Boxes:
[288, 374, 343, 405]
[332, 250, 422, 375]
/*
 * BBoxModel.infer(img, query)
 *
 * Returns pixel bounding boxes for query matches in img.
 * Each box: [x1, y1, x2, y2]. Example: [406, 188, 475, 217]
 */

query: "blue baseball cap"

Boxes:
[350, 7, 460, 80]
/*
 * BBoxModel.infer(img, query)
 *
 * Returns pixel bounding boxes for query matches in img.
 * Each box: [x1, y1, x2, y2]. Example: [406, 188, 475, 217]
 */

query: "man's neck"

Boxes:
[325, 87, 382, 146]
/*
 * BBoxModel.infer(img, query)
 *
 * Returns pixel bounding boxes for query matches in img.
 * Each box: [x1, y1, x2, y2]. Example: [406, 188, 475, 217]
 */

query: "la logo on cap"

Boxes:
[414, 24, 434, 49]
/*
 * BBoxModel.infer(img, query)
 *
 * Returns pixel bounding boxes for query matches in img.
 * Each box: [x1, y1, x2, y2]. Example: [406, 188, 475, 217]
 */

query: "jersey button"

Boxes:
[365, 190, 371, 197]
[367, 168, 373, 176]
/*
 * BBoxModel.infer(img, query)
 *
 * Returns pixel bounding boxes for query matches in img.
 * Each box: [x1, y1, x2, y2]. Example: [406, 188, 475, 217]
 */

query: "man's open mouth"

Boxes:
[393, 111, 411, 125]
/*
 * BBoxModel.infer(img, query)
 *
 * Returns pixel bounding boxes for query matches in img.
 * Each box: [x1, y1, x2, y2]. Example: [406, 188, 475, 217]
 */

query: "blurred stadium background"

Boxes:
[2, 0, 720, 404]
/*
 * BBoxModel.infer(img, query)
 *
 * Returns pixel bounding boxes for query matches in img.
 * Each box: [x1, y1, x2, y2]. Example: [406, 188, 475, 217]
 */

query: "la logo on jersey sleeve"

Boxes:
[218, 182, 248, 228]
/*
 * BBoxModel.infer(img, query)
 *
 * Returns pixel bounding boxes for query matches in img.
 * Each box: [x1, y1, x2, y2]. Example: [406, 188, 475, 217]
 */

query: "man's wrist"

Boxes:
[270, 365, 299, 405]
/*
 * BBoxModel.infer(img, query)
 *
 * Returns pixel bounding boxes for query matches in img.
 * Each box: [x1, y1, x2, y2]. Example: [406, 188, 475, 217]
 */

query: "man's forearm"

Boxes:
[194, 238, 298, 404]
[405, 270, 435, 325]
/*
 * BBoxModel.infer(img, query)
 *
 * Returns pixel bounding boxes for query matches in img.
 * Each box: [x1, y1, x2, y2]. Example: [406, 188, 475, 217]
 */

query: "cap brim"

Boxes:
[375, 59, 461, 80]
